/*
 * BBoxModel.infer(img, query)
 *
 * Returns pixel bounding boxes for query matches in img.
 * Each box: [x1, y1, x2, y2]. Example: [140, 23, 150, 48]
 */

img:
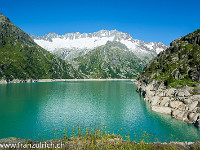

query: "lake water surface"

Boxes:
[0, 81, 200, 142]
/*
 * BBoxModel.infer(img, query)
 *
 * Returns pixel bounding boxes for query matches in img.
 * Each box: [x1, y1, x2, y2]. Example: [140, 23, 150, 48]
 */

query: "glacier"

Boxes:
[29, 30, 167, 60]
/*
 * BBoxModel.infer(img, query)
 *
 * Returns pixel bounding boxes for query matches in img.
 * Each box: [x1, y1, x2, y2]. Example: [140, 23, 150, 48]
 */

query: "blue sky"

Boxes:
[0, 0, 200, 45]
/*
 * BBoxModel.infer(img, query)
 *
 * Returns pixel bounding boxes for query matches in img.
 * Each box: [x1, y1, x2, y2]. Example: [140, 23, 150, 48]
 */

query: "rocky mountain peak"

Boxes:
[30, 29, 133, 42]
[0, 12, 10, 23]
[30, 30, 167, 60]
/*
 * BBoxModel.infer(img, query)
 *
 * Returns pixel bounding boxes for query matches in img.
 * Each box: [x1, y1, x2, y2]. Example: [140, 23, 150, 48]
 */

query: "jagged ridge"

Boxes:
[29, 30, 167, 60]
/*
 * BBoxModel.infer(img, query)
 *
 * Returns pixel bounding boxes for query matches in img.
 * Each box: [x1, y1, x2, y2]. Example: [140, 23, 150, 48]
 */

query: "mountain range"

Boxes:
[29, 30, 167, 61]
[0, 12, 169, 80]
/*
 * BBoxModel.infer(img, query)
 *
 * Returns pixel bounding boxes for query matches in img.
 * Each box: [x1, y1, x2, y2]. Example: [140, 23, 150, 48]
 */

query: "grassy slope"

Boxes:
[73, 41, 146, 79]
[139, 28, 200, 87]
[0, 13, 81, 80]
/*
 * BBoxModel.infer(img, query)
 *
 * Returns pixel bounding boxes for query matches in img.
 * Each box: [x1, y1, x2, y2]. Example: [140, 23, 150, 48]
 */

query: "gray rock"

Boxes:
[0, 79, 7, 84]
[183, 89, 191, 97]
[183, 98, 192, 104]
[146, 90, 155, 97]
[169, 101, 184, 109]
[159, 97, 170, 106]
[171, 109, 180, 117]
[152, 106, 171, 115]
[188, 113, 199, 122]
[156, 91, 165, 97]
[176, 111, 188, 121]
[164, 102, 169, 107]
[164, 88, 176, 96]
[176, 91, 185, 97]
[182, 112, 189, 121]
[151, 96, 161, 106]
[188, 101, 199, 111]
[171, 109, 188, 121]
[190, 95, 200, 101]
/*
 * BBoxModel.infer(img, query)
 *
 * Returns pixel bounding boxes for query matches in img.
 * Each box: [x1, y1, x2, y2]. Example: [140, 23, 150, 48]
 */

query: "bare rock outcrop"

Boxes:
[136, 80, 200, 129]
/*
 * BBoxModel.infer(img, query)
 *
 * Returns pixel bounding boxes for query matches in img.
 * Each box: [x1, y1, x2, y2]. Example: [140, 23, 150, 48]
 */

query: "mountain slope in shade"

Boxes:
[71, 41, 146, 79]
[29, 30, 167, 61]
[139, 28, 200, 87]
[0, 12, 81, 80]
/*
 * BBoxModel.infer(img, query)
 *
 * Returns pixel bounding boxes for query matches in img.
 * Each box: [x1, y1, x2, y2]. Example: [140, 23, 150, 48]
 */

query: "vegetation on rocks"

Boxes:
[137, 28, 200, 130]
[72, 41, 146, 79]
[139, 28, 200, 87]
[0, 12, 82, 81]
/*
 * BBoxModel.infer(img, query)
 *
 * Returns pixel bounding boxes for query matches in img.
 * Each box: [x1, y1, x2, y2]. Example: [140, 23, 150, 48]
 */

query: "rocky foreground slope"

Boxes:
[0, 12, 81, 81]
[137, 29, 200, 129]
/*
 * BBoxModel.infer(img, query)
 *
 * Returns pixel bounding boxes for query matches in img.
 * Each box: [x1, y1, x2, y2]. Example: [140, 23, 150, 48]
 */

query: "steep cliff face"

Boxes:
[0, 12, 81, 80]
[139, 28, 200, 87]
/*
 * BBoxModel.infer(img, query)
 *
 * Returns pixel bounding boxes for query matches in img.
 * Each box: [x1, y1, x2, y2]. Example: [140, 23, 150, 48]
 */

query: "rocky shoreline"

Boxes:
[133, 79, 200, 130]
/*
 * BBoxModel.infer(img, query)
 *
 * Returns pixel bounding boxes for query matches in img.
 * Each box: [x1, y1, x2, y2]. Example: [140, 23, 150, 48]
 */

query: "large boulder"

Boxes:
[190, 95, 200, 101]
[172, 110, 188, 121]
[0, 79, 7, 84]
[146, 90, 155, 97]
[164, 88, 176, 97]
[145, 83, 154, 92]
[183, 89, 191, 97]
[175, 90, 190, 97]
[151, 96, 161, 106]
[171, 109, 180, 117]
[152, 106, 172, 115]
[9, 79, 21, 83]
[183, 98, 193, 104]
[188, 113, 199, 123]
[188, 101, 199, 111]
[169, 101, 184, 109]
[156, 90, 165, 97]
[159, 97, 170, 106]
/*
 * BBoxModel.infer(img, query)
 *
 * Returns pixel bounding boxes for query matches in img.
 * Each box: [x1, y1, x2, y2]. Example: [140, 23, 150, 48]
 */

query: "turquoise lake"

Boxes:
[0, 81, 200, 142]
